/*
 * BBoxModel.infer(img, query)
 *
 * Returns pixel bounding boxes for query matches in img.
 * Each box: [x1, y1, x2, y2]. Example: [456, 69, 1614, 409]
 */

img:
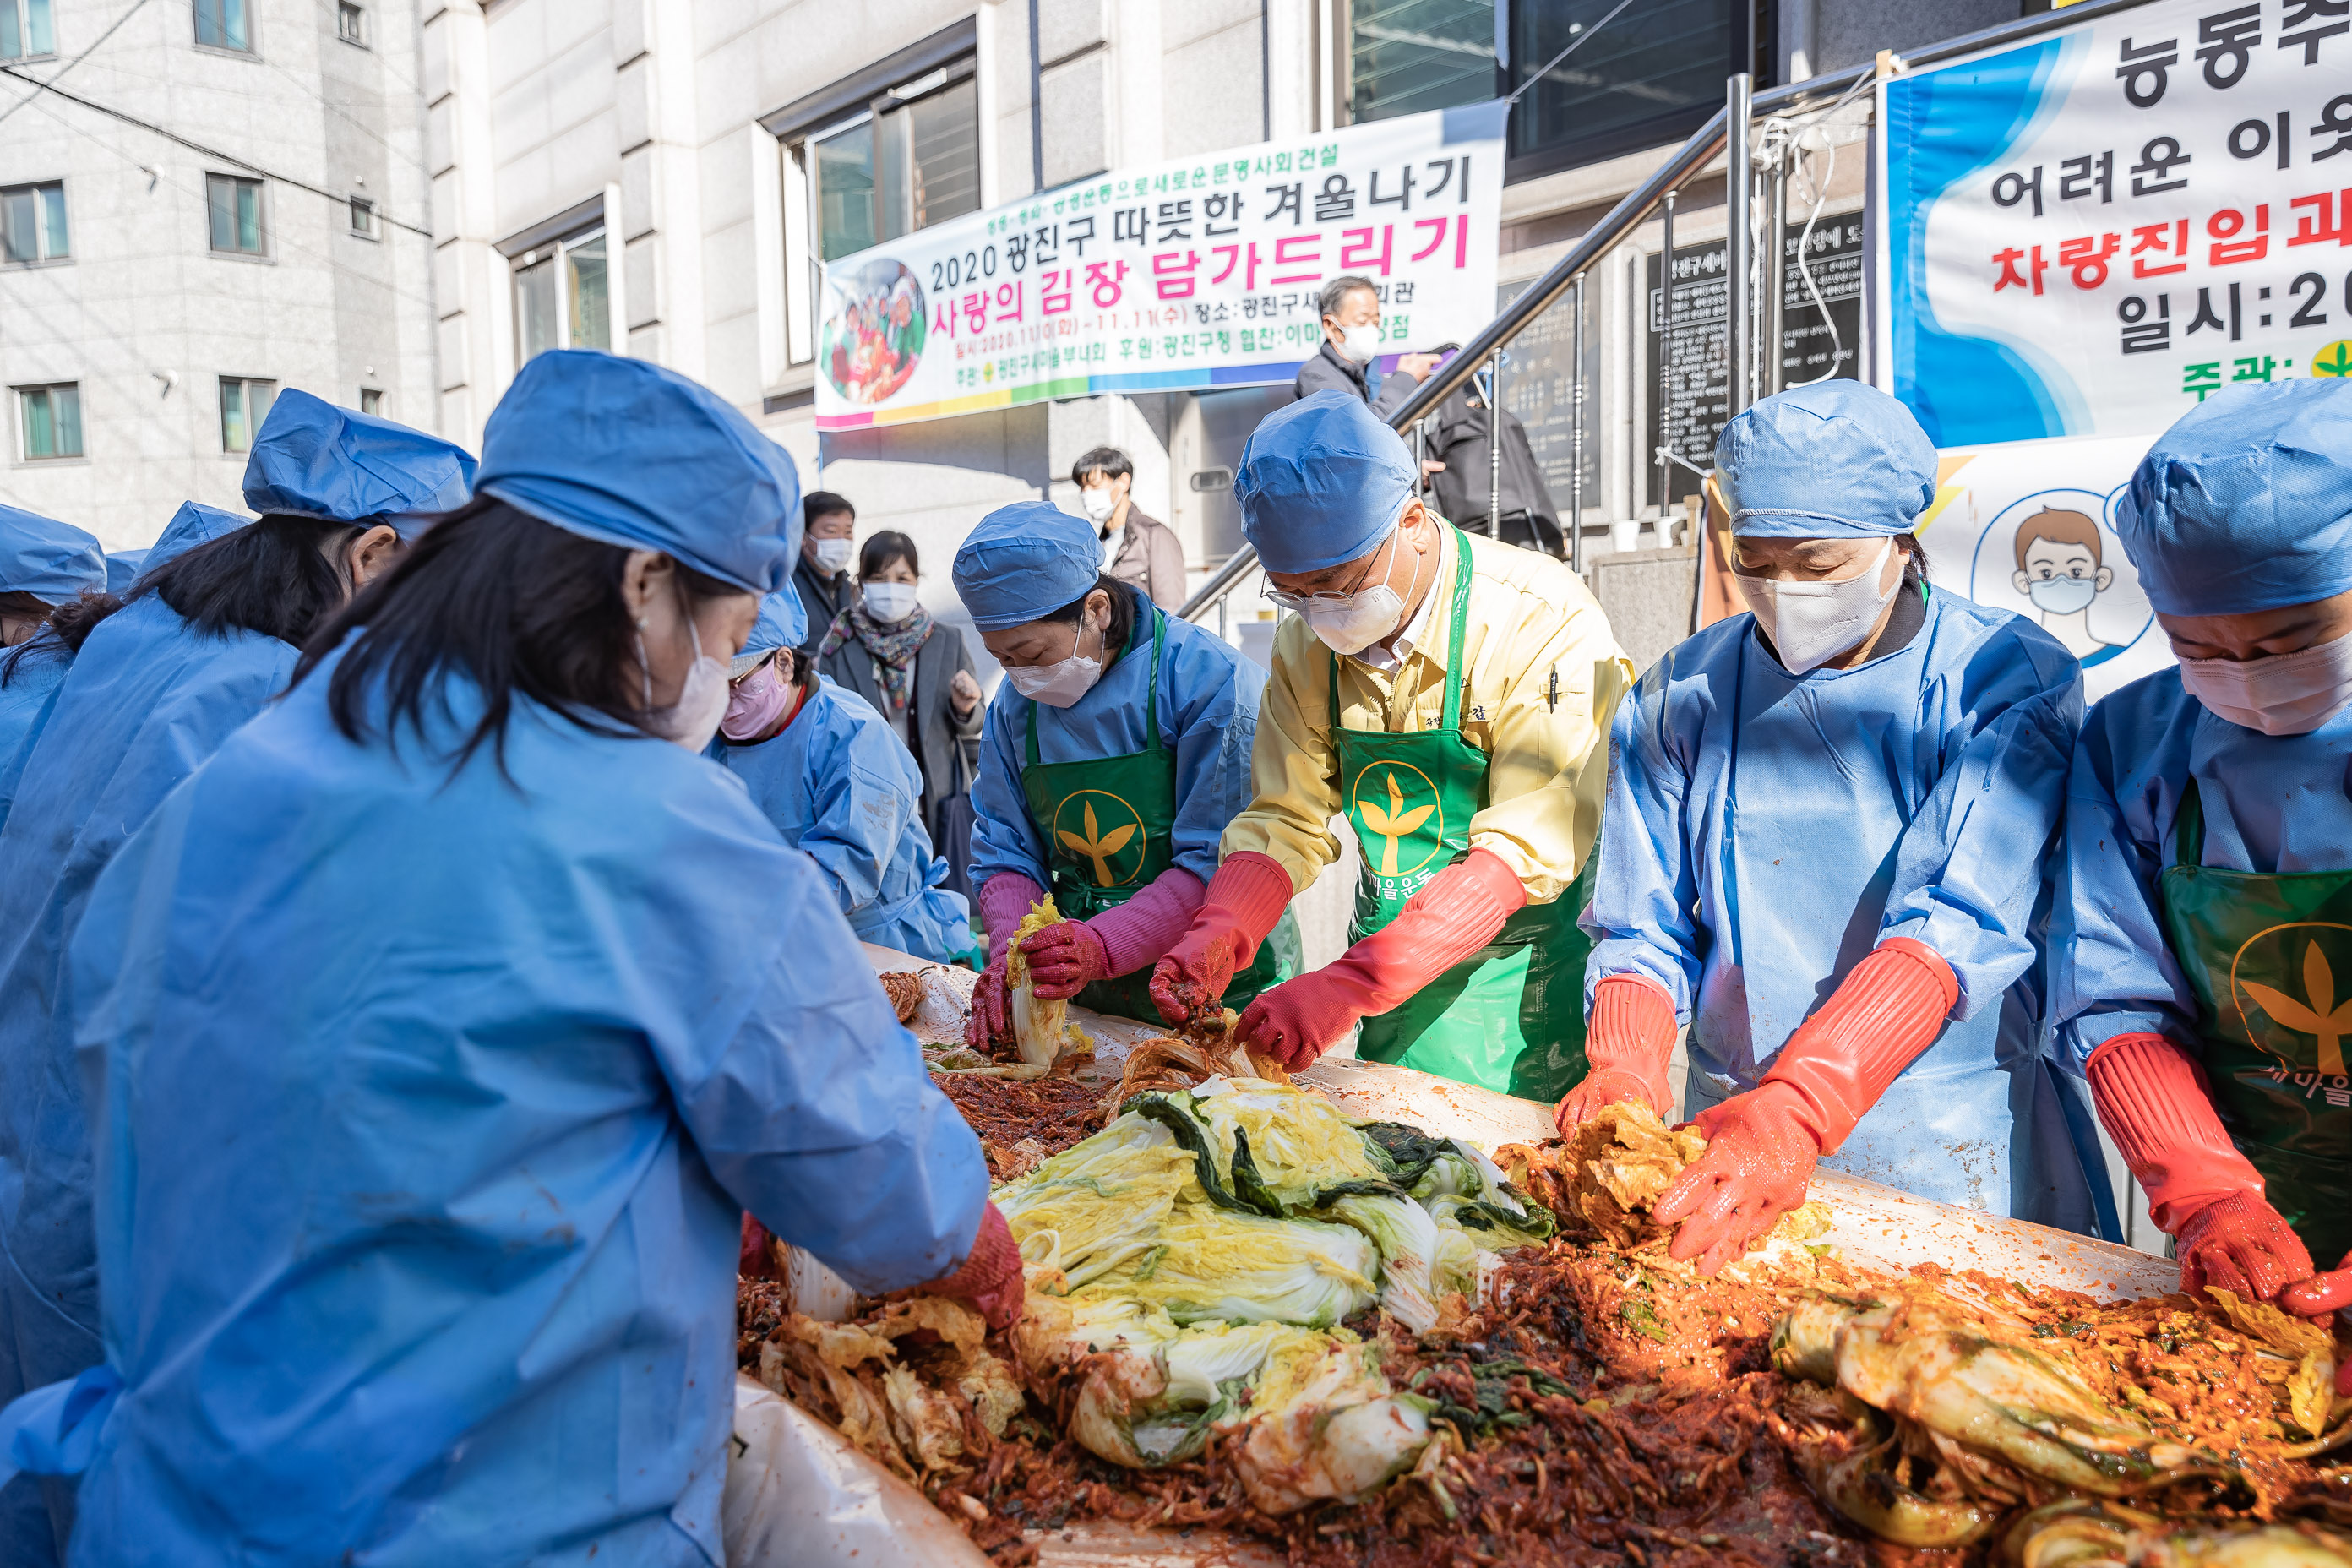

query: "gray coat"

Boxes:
[816, 616, 984, 830]
[1293, 340, 1424, 418]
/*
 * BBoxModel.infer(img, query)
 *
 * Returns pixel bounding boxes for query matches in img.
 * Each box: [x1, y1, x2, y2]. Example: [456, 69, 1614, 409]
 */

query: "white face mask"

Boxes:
[640, 612, 731, 752]
[1270, 526, 1424, 657]
[862, 580, 919, 623]
[1005, 619, 1104, 708]
[810, 536, 854, 575]
[1081, 487, 1119, 524]
[2178, 628, 2352, 737]
[1734, 537, 1900, 676]
[1337, 324, 1382, 366]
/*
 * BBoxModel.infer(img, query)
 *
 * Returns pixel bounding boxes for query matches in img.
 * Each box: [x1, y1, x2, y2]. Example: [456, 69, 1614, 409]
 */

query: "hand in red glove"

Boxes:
[2277, 1251, 2352, 1326]
[1021, 919, 1111, 1000]
[2082, 1032, 2318, 1308]
[1237, 847, 1529, 1071]
[2172, 1190, 2317, 1305]
[1555, 973, 1680, 1135]
[739, 1212, 781, 1281]
[917, 1202, 1025, 1331]
[1151, 852, 1293, 1026]
[1655, 938, 1957, 1275]
[966, 958, 1011, 1049]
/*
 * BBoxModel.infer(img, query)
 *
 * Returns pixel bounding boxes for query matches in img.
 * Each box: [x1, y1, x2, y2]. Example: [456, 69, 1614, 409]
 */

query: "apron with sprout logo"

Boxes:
[1333, 530, 1592, 1100]
[1021, 605, 1296, 1023]
[2159, 781, 2352, 1265]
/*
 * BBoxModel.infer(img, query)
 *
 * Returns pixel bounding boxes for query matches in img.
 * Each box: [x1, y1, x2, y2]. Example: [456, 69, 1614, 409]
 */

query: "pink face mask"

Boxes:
[721, 657, 803, 743]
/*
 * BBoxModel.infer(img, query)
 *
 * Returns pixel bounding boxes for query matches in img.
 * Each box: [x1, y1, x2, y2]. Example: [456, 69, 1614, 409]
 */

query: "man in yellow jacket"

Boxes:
[1152, 390, 1632, 1099]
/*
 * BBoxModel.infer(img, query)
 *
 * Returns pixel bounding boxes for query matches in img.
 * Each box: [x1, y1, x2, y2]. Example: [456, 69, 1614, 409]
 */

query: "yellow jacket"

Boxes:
[1222, 526, 1633, 906]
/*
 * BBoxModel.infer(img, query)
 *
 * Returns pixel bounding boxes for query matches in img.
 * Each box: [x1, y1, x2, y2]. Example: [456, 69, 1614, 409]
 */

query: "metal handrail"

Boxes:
[1178, 0, 2158, 623]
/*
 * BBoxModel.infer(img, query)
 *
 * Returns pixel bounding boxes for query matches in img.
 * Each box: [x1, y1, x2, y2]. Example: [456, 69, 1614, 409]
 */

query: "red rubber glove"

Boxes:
[1151, 852, 1293, 1025]
[1555, 973, 1680, 1133]
[739, 1212, 780, 1281]
[2082, 1032, 2317, 1304]
[966, 959, 1011, 1048]
[1021, 920, 1111, 999]
[918, 1202, 1025, 1331]
[2277, 1253, 2352, 1330]
[1239, 848, 1527, 1070]
[1655, 938, 1957, 1275]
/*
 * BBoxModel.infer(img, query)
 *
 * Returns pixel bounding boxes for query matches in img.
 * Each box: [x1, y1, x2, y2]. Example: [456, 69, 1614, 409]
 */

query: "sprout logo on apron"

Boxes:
[1052, 792, 1149, 889]
[1349, 763, 1444, 888]
[2230, 924, 2352, 1076]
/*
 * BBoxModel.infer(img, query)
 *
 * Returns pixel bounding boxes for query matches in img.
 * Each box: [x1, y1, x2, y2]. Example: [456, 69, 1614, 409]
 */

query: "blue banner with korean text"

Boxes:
[1877, 0, 2352, 445]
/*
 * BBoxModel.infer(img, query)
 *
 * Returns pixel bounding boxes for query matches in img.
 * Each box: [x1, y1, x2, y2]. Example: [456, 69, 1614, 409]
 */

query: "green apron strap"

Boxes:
[1024, 592, 1163, 767]
[1437, 528, 1473, 734]
[2175, 779, 2206, 869]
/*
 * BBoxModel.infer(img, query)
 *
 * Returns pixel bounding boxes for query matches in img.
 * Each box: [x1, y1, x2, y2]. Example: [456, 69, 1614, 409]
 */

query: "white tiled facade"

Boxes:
[0, 0, 437, 550]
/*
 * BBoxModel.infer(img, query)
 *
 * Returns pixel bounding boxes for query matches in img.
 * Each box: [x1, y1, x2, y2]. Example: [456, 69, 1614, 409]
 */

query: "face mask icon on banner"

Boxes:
[2026, 574, 2099, 616]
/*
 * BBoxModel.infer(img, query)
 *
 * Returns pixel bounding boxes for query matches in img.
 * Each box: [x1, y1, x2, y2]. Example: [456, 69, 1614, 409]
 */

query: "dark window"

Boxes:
[195, 0, 251, 52]
[349, 196, 376, 237]
[514, 228, 611, 362]
[218, 377, 275, 453]
[207, 174, 265, 254]
[0, 0, 55, 60]
[808, 59, 981, 262]
[360, 388, 383, 415]
[337, 3, 366, 46]
[1, 181, 68, 263]
[1350, 0, 1498, 125]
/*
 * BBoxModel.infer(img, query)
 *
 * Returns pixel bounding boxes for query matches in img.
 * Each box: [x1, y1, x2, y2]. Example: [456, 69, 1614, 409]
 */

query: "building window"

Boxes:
[349, 196, 375, 238]
[206, 174, 265, 255]
[194, 0, 251, 52]
[0, 0, 55, 60]
[1, 182, 68, 264]
[359, 388, 383, 415]
[218, 377, 276, 454]
[336, 3, 365, 46]
[514, 227, 610, 362]
[17, 384, 81, 460]
[1349, 0, 1497, 125]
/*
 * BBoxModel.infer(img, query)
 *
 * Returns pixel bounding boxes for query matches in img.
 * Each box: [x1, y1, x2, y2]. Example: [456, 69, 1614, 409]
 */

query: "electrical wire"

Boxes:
[1780, 68, 1878, 386]
[0, 0, 151, 128]
[0, 65, 432, 237]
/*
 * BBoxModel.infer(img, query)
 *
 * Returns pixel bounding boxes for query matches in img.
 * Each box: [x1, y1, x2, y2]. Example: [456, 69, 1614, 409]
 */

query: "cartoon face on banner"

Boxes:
[1919, 431, 2173, 703]
[820, 259, 927, 407]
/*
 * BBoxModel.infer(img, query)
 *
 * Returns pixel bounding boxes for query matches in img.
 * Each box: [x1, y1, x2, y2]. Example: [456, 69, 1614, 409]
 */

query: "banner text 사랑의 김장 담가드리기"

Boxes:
[814, 103, 1506, 431]
[1880, 0, 2352, 446]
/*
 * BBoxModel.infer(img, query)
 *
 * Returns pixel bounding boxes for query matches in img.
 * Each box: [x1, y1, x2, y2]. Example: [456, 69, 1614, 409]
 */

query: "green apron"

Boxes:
[2159, 781, 2352, 1265]
[1021, 604, 1297, 1024]
[1335, 528, 1592, 1100]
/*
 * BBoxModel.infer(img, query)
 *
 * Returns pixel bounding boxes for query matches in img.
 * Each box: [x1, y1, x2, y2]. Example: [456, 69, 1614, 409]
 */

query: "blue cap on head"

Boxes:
[732, 589, 808, 677]
[1236, 390, 1417, 574]
[1716, 380, 1938, 538]
[0, 505, 104, 601]
[2115, 379, 2352, 618]
[242, 389, 477, 540]
[477, 350, 802, 594]
[105, 550, 148, 594]
[952, 502, 1103, 631]
[146, 501, 253, 569]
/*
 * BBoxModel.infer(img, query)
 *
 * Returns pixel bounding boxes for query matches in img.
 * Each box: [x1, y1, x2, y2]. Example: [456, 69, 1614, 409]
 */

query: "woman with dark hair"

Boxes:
[0, 351, 1009, 1565]
[719, 587, 974, 962]
[0, 504, 105, 768]
[815, 529, 983, 835]
[0, 392, 472, 1568]
[953, 501, 1293, 1040]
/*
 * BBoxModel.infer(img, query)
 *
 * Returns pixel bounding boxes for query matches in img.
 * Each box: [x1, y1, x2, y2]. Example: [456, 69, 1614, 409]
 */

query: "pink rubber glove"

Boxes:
[1020, 921, 1111, 999]
[917, 1202, 1025, 1331]
[1152, 852, 1293, 1026]
[1238, 848, 1527, 1070]
[966, 960, 1011, 1048]
[1656, 939, 1957, 1275]
[976, 872, 1047, 967]
[1085, 866, 1205, 977]
[1555, 973, 1680, 1133]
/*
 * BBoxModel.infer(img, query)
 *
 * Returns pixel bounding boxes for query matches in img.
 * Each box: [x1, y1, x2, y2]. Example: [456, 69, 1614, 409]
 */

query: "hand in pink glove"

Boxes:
[2174, 1192, 2317, 1305]
[1654, 939, 1957, 1275]
[917, 1202, 1026, 1331]
[1555, 973, 1679, 1135]
[966, 958, 1011, 1048]
[1235, 847, 1529, 1071]
[1020, 920, 1111, 1000]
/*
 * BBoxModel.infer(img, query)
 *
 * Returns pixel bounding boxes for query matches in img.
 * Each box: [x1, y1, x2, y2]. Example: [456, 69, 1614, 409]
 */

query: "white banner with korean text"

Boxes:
[814, 105, 1506, 431]
[1877, 0, 2352, 446]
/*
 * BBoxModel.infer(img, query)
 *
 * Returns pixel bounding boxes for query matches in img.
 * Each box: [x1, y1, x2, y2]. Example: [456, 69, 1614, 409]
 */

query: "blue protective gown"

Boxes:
[0, 594, 298, 1564]
[972, 590, 1266, 890]
[1584, 585, 2106, 1229]
[718, 677, 972, 962]
[2050, 670, 2352, 1059]
[47, 653, 986, 1566]
[0, 644, 68, 809]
